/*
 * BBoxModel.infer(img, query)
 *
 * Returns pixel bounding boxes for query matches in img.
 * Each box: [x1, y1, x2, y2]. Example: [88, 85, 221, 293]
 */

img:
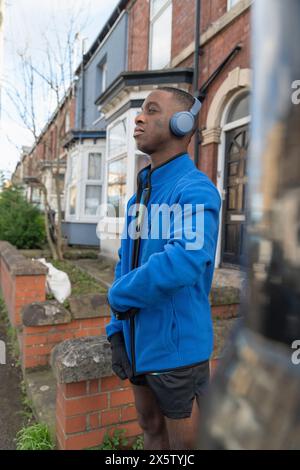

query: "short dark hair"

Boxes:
[157, 86, 195, 111]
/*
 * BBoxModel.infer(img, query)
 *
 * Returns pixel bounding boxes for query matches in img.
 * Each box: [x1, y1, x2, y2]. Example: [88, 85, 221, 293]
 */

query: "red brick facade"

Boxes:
[127, 0, 251, 182]
[19, 90, 75, 206]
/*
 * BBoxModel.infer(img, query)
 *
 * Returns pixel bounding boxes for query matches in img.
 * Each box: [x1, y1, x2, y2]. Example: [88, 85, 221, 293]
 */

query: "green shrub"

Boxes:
[88, 429, 128, 450]
[132, 434, 144, 450]
[16, 423, 54, 450]
[0, 186, 46, 249]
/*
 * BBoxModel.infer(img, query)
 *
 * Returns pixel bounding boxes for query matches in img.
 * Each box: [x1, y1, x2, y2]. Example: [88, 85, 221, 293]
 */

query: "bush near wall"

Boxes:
[0, 186, 46, 249]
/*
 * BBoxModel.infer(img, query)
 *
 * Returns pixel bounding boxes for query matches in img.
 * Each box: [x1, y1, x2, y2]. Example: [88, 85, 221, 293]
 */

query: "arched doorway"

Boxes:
[219, 91, 251, 267]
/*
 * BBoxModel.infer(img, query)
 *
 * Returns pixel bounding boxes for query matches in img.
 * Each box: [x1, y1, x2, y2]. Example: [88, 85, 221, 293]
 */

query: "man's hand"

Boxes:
[109, 332, 133, 380]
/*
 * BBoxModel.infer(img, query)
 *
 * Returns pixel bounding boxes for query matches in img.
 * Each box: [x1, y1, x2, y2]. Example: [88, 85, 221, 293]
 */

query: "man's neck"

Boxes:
[150, 146, 187, 169]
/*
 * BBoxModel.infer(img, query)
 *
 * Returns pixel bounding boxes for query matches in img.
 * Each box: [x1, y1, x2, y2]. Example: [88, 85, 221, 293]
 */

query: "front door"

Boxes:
[221, 124, 249, 266]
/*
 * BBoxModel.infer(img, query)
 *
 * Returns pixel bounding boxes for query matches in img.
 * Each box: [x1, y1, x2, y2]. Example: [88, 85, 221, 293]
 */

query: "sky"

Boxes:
[0, 0, 119, 179]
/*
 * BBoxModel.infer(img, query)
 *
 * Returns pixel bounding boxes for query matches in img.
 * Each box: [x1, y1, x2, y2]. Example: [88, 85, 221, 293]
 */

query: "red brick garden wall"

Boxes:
[56, 376, 141, 450]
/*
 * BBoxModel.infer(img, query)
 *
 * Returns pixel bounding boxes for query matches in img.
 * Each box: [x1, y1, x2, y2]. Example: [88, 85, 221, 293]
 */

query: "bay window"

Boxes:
[107, 119, 127, 218]
[84, 152, 102, 216]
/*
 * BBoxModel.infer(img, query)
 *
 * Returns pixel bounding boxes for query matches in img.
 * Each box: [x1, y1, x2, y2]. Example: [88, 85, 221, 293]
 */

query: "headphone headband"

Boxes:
[190, 97, 201, 116]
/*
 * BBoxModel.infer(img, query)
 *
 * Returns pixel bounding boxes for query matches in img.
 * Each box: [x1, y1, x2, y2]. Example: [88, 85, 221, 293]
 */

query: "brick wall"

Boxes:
[172, 0, 196, 60]
[56, 376, 141, 450]
[51, 336, 142, 450]
[0, 242, 113, 372]
[127, 0, 150, 71]
[0, 242, 47, 328]
[127, 0, 251, 181]
[22, 316, 110, 370]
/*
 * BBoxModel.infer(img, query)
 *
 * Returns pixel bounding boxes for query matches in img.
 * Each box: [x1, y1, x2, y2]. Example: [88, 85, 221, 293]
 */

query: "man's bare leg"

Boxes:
[165, 398, 200, 450]
[132, 384, 170, 450]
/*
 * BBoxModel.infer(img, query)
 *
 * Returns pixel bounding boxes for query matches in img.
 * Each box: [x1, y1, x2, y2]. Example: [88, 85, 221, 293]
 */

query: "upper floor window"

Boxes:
[149, 0, 172, 70]
[65, 111, 71, 133]
[98, 58, 107, 94]
[227, 0, 241, 10]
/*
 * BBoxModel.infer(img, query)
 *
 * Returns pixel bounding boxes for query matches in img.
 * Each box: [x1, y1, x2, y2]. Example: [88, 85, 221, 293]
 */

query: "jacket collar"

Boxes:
[137, 152, 194, 189]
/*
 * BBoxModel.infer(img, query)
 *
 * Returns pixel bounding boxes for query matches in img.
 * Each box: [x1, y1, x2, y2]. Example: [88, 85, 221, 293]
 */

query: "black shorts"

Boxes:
[130, 361, 210, 419]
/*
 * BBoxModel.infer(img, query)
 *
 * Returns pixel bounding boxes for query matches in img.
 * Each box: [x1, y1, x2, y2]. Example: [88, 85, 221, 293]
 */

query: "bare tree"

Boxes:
[3, 3, 91, 260]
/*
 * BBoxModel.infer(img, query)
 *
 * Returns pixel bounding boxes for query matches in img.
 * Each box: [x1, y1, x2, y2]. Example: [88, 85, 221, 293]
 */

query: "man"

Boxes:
[106, 87, 221, 450]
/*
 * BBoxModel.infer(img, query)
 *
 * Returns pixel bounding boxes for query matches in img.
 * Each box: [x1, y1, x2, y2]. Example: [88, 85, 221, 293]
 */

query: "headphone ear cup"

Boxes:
[170, 112, 195, 137]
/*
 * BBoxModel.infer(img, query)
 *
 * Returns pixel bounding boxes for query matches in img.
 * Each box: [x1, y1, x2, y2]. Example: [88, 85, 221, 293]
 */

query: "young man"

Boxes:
[106, 87, 221, 450]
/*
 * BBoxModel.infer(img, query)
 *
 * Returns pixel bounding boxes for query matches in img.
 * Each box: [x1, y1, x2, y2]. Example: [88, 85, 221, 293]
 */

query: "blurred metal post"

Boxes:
[199, 0, 300, 450]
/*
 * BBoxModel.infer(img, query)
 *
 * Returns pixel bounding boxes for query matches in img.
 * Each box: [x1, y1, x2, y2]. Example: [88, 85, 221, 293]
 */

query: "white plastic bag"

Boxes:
[37, 258, 71, 303]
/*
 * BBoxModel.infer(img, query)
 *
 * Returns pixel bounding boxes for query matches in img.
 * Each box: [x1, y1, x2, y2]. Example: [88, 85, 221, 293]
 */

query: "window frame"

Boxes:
[83, 152, 103, 217]
[66, 146, 105, 223]
[227, 0, 241, 11]
[149, 0, 173, 70]
[66, 151, 78, 219]
[106, 117, 128, 221]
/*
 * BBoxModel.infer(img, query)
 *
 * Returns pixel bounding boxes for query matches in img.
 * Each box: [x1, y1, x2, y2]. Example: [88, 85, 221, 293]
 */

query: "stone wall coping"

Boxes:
[22, 300, 72, 327]
[51, 336, 112, 384]
[21, 294, 110, 327]
[0, 241, 48, 276]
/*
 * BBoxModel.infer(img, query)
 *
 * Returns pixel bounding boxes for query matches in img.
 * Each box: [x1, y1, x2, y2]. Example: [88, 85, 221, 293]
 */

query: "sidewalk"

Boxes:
[0, 321, 24, 449]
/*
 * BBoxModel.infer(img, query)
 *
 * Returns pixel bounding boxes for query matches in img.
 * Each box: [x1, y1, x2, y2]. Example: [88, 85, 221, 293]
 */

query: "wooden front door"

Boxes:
[221, 125, 249, 267]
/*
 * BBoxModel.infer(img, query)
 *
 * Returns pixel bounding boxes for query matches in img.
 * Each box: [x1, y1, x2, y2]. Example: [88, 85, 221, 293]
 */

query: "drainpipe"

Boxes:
[80, 39, 87, 130]
[193, 0, 201, 168]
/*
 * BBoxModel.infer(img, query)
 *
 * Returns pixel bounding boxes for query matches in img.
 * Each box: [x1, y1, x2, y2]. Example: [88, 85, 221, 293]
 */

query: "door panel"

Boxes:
[221, 125, 249, 266]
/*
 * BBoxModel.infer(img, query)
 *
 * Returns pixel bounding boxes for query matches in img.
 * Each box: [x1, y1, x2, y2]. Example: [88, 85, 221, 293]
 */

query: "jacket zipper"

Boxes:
[129, 152, 185, 375]
[130, 182, 151, 376]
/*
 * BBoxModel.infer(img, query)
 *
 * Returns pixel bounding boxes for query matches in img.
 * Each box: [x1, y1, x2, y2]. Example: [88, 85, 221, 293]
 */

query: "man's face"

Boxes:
[133, 90, 184, 154]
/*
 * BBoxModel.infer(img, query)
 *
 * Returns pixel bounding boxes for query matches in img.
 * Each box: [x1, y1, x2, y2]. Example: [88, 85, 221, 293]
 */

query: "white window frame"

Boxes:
[227, 0, 241, 11]
[149, 0, 173, 70]
[65, 111, 71, 133]
[66, 151, 79, 220]
[65, 144, 105, 223]
[105, 117, 128, 225]
[101, 108, 140, 236]
[101, 61, 107, 93]
[82, 152, 103, 219]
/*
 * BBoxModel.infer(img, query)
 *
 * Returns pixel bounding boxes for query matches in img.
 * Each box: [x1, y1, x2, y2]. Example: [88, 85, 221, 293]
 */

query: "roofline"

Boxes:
[75, 0, 130, 75]
[63, 129, 106, 149]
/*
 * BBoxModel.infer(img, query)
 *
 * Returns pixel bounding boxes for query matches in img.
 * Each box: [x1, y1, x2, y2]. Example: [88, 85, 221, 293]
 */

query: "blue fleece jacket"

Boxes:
[106, 153, 221, 375]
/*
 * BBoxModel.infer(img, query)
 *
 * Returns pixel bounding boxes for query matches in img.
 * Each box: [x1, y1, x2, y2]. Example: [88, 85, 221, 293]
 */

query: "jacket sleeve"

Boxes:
[105, 245, 124, 339]
[108, 182, 221, 312]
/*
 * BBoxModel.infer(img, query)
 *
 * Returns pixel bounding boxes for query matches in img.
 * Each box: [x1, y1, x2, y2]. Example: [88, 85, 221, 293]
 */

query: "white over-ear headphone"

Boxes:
[170, 97, 202, 137]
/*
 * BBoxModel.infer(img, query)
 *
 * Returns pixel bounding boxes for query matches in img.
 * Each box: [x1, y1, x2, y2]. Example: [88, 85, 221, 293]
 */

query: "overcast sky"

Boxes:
[0, 0, 119, 179]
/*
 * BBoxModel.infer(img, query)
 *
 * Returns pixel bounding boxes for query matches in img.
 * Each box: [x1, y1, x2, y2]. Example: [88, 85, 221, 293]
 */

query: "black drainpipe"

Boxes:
[193, 0, 201, 168]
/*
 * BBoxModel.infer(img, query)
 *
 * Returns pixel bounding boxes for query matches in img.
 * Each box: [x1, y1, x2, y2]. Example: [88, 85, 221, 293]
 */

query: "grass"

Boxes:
[88, 429, 144, 451]
[50, 259, 106, 297]
[16, 423, 54, 450]
[17, 380, 35, 422]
